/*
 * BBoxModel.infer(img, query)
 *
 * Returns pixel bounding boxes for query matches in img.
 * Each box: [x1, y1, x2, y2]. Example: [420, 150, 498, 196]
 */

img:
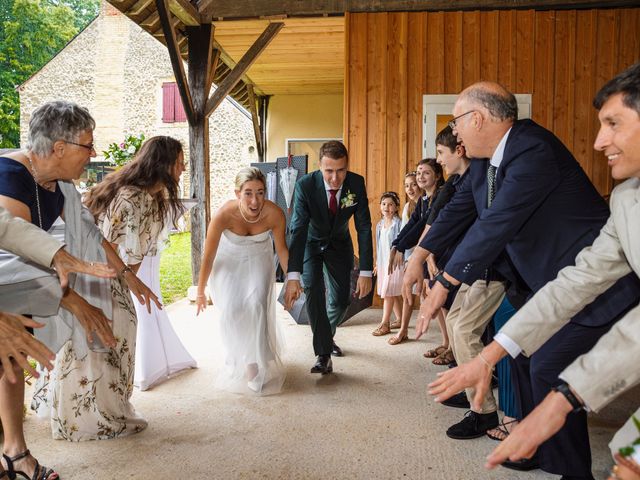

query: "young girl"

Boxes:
[372, 192, 403, 336]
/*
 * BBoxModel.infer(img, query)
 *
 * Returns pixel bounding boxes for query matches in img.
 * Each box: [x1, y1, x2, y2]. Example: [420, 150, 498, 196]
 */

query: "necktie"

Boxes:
[328, 189, 338, 216]
[487, 165, 497, 207]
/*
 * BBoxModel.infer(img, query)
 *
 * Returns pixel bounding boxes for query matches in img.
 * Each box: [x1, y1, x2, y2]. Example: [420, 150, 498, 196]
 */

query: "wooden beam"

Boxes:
[247, 85, 263, 160]
[205, 22, 283, 117]
[168, 0, 200, 26]
[199, 0, 640, 20]
[206, 48, 221, 95]
[186, 24, 215, 283]
[156, 0, 195, 123]
[128, 0, 154, 17]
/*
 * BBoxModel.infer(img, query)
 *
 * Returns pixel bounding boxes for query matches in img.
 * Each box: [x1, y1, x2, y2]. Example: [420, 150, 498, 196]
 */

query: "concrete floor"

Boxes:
[22, 293, 637, 479]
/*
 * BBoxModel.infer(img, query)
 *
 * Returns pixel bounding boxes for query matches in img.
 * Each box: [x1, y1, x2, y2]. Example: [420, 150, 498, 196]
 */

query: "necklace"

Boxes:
[26, 153, 43, 228]
[238, 200, 263, 224]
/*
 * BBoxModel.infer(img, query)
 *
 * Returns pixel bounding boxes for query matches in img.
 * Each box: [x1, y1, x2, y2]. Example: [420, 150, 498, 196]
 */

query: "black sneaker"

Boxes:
[440, 391, 470, 409]
[446, 410, 499, 439]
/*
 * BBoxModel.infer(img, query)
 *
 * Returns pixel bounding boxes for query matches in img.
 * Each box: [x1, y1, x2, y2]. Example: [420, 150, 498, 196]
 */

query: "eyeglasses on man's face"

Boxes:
[66, 140, 95, 152]
[448, 110, 476, 131]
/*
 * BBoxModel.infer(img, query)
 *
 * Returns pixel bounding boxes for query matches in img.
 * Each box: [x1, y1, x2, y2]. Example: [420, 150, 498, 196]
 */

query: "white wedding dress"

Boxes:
[133, 253, 197, 390]
[207, 230, 285, 395]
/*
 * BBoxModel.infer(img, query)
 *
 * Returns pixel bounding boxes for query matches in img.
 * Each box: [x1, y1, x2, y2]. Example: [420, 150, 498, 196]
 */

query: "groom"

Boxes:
[284, 140, 373, 374]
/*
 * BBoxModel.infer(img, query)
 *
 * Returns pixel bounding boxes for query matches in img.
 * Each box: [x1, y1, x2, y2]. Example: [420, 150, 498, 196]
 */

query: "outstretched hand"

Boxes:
[0, 312, 55, 382]
[414, 282, 448, 339]
[125, 271, 162, 313]
[485, 391, 572, 469]
[402, 258, 424, 304]
[428, 353, 493, 411]
[52, 248, 116, 289]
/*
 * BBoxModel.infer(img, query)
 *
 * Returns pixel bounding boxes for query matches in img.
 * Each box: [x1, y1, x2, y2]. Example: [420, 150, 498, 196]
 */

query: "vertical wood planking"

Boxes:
[386, 12, 408, 199]
[425, 12, 445, 93]
[347, 13, 368, 178]
[343, 12, 351, 153]
[515, 10, 535, 94]
[407, 12, 426, 171]
[366, 13, 388, 213]
[573, 10, 597, 177]
[444, 11, 463, 93]
[617, 9, 640, 73]
[480, 10, 500, 82]
[533, 11, 555, 129]
[462, 10, 481, 88]
[553, 10, 577, 151]
[498, 10, 517, 90]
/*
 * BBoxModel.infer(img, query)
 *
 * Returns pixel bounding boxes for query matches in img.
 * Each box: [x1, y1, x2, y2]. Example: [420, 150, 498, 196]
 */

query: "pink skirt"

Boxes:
[378, 266, 403, 298]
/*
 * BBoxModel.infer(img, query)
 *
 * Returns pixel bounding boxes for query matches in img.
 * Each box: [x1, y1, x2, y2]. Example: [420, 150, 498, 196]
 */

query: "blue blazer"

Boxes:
[421, 119, 640, 327]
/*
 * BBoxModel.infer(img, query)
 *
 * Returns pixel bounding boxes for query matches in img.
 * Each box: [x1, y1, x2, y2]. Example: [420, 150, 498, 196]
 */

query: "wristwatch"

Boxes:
[551, 382, 584, 413]
[434, 272, 453, 291]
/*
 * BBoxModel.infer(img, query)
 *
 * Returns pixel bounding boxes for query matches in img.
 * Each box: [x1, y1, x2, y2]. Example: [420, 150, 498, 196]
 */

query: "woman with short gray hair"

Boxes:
[0, 101, 159, 458]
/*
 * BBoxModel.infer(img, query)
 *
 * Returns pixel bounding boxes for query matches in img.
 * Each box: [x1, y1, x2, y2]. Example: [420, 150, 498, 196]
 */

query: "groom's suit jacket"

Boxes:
[288, 170, 373, 274]
[500, 177, 640, 412]
[421, 119, 640, 327]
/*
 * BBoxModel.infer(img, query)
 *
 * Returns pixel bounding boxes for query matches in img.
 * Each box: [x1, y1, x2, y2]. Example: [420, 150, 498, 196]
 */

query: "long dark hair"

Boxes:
[85, 136, 184, 227]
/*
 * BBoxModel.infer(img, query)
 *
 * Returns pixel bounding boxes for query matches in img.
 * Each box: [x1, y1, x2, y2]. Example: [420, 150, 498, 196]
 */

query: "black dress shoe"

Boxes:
[446, 410, 498, 439]
[501, 456, 539, 471]
[440, 391, 470, 409]
[560, 476, 595, 480]
[310, 355, 333, 374]
[331, 342, 343, 357]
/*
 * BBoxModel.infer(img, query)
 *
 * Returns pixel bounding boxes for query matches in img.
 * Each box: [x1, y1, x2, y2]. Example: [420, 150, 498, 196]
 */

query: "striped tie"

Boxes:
[487, 165, 497, 207]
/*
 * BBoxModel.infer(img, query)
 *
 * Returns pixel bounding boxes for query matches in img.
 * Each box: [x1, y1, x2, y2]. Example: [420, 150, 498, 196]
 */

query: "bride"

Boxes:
[196, 167, 288, 395]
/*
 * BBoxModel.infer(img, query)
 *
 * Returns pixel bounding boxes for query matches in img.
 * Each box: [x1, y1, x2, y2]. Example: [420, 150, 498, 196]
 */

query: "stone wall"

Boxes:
[19, 1, 257, 213]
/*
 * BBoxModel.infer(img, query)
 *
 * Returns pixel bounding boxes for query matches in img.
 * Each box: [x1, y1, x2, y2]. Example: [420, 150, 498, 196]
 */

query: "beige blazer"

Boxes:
[500, 177, 640, 412]
[0, 206, 62, 267]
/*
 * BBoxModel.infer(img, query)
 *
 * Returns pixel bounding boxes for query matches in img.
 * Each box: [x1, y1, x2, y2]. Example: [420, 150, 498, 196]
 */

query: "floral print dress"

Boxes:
[33, 187, 163, 441]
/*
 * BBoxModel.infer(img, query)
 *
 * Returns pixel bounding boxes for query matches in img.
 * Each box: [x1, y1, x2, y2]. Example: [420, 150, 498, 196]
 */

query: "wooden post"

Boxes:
[186, 24, 215, 283]
[246, 84, 264, 161]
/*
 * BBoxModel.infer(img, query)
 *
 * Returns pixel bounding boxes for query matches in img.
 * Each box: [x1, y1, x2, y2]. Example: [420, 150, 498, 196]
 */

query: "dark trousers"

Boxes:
[512, 320, 614, 477]
[302, 250, 352, 356]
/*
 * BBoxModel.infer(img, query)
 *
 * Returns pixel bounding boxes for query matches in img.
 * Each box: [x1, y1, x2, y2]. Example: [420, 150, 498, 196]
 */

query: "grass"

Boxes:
[159, 232, 193, 305]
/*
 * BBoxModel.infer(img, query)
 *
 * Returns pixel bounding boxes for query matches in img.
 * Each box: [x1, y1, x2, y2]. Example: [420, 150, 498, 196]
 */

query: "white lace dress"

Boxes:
[207, 230, 285, 395]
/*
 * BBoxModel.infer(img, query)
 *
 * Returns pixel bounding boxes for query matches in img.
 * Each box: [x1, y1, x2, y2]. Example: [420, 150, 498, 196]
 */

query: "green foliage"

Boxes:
[0, 0, 99, 147]
[159, 232, 192, 305]
[103, 133, 145, 167]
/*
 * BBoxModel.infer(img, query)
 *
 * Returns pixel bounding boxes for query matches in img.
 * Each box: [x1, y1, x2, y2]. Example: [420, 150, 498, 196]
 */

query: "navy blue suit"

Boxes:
[421, 119, 640, 476]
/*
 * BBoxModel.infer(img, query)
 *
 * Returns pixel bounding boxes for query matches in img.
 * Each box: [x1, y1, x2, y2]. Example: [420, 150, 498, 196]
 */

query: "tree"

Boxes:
[0, 0, 98, 147]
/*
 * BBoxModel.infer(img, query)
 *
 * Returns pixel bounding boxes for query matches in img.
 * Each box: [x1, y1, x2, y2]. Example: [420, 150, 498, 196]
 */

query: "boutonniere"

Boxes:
[340, 190, 357, 209]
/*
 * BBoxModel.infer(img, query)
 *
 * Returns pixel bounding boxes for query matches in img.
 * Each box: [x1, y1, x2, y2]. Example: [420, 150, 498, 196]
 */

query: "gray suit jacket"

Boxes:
[500, 177, 640, 411]
[0, 206, 62, 267]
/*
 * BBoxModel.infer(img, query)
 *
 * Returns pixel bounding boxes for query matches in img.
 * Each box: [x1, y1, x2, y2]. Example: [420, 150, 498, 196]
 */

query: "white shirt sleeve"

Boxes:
[494, 332, 523, 358]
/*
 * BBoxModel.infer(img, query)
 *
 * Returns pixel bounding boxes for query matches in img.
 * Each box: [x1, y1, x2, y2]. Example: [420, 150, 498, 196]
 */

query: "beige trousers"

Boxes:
[446, 279, 506, 414]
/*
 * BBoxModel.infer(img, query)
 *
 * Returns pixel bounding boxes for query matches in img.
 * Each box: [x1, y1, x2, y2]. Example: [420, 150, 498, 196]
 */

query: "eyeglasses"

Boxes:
[448, 110, 476, 131]
[66, 140, 95, 152]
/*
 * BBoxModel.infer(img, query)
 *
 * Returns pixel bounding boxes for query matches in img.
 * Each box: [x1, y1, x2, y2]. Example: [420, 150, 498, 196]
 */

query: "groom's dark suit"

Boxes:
[288, 170, 373, 356]
[421, 119, 640, 476]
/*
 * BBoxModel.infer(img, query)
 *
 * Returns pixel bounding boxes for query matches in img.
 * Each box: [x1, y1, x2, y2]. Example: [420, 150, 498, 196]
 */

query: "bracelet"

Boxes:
[478, 352, 494, 371]
[551, 382, 584, 413]
[120, 265, 133, 276]
[196, 294, 206, 298]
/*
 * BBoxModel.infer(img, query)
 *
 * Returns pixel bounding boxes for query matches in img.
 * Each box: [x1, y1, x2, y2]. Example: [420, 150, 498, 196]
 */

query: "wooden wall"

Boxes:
[344, 8, 640, 210]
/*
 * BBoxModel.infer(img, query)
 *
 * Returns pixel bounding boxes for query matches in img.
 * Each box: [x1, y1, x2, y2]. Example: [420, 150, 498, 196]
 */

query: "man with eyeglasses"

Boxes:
[402, 81, 640, 479]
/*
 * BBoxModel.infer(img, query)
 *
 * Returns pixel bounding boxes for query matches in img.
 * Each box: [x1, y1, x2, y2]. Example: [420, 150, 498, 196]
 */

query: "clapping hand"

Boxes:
[0, 312, 55, 382]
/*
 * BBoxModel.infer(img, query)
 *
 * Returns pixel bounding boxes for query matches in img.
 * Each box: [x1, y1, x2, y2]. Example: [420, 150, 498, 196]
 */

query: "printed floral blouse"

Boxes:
[99, 186, 165, 263]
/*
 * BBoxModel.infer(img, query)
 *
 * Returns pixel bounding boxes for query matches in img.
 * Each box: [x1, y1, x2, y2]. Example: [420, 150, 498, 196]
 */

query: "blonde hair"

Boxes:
[235, 166, 266, 191]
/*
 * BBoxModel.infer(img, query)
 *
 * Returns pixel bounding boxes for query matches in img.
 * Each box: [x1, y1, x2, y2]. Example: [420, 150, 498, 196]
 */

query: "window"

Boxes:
[162, 82, 187, 123]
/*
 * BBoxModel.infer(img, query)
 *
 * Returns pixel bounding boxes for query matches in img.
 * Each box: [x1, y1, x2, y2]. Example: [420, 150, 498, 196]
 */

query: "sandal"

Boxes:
[2, 450, 59, 480]
[372, 324, 391, 336]
[486, 419, 518, 441]
[389, 320, 401, 329]
[388, 334, 407, 345]
[432, 348, 455, 366]
[423, 345, 447, 358]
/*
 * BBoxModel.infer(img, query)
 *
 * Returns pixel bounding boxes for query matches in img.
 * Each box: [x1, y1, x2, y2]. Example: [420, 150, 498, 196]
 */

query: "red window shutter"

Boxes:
[162, 82, 175, 123]
[174, 85, 187, 122]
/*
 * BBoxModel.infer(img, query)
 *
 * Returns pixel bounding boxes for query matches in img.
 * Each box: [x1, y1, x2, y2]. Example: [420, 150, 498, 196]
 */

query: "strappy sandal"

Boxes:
[432, 348, 455, 366]
[423, 345, 447, 358]
[371, 324, 391, 336]
[486, 419, 518, 441]
[389, 320, 402, 329]
[2, 450, 59, 480]
[388, 334, 407, 345]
